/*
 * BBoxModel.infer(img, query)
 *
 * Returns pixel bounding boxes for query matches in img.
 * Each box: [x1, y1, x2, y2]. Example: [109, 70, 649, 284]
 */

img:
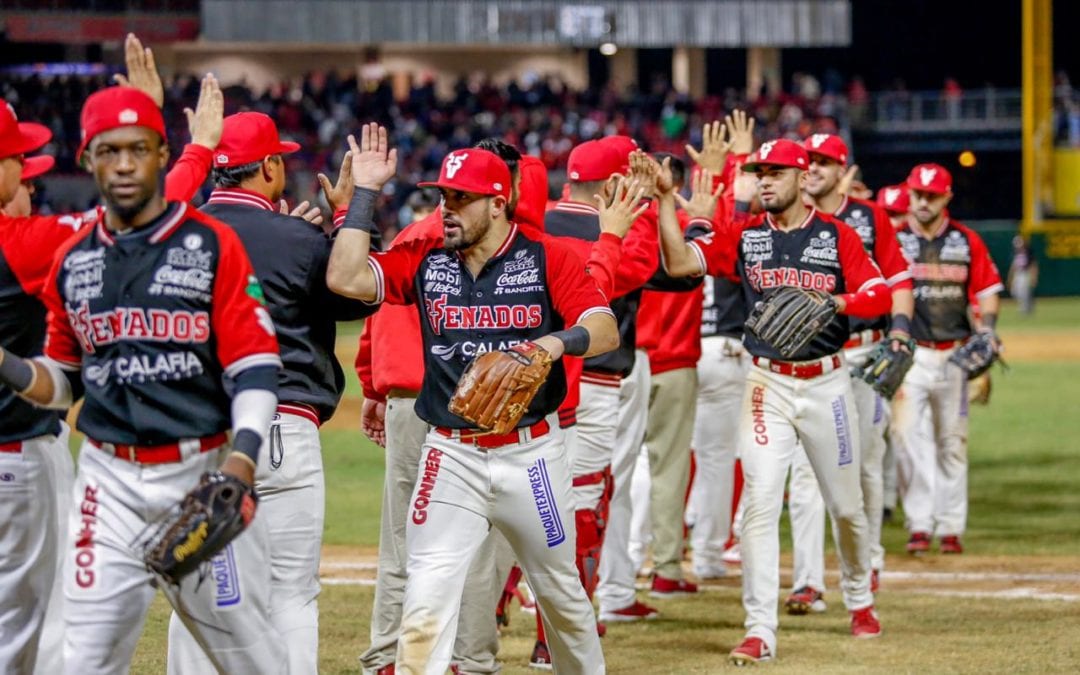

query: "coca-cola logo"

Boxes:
[497, 269, 540, 287]
[153, 265, 213, 291]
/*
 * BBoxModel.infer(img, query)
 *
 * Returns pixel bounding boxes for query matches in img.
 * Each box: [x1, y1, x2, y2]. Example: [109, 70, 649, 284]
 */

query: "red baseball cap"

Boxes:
[876, 183, 910, 214]
[567, 140, 624, 182]
[803, 133, 848, 164]
[418, 148, 511, 200]
[0, 102, 52, 159]
[213, 112, 301, 168]
[20, 155, 54, 181]
[77, 87, 166, 162]
[741, 139, 809, 172]
[906, 163, 952, 194]
[598, 135, 637, 173]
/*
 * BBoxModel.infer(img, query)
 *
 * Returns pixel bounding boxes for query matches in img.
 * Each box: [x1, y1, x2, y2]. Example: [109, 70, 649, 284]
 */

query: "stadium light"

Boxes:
[959, 150, 977, 168]
[599, 42, 618, 57]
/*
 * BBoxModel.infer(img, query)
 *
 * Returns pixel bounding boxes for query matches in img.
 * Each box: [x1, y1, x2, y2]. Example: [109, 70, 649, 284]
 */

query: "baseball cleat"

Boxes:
[693, 564, 728, 580]
[376, 666, 395, 675]
[729, 637, 773, 666]
[784, 586, 827, 615]
[649, 575, 699, 598]
[528, 640, 553, 670]
[939, 535, 964, 554]
[906, 531, 932, 554]
[722, 541, 742, 565]
[850, 606, 882, 638]
[598, 600, 660, 623]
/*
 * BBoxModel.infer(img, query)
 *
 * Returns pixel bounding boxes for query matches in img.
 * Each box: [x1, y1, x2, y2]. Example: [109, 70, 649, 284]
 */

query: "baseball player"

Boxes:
[0, 86, 285, 673]
[327, 126, 617, 673]
[165, 111, 378, 673]
[877, 183, 911, 230]
[0, 67, 221, 673]
[783, 134, 914, 611]
[544, 137, 665, 628]
[892, 163, 1003, 554]
[357, 139, 552, 675]
[0, 105, 71, 675]
[657, 139, 890, 664]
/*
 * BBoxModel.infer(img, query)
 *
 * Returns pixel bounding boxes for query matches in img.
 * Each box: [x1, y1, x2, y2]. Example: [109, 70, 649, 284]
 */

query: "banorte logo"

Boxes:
[446, 152, 467, 179]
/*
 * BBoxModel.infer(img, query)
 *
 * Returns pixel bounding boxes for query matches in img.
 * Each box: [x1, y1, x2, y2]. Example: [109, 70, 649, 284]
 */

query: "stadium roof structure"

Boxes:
[201, 0, 851, 48]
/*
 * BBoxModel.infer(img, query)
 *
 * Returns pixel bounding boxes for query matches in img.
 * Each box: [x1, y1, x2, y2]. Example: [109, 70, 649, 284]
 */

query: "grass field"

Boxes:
[120, 298, 1080, 673]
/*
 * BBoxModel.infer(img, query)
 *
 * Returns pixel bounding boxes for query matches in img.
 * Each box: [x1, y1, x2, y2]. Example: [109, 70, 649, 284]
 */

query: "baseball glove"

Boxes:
[744, 286, 839, 359]
[948, 331, 1003, 380]
[144, 472, 257, 585]
[968, 371, 992, 405]
[449, 342, 554, 435]
[852, 334, 917, 399]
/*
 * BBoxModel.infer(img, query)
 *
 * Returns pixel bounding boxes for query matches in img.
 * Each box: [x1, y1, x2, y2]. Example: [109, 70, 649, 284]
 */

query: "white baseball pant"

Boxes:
[739, 358, 872, 654]
[788, 341, 889, 581]
[893, 347, 969, 537]
[168, 409, 325, 674]
[33, 422, 74, 675]
[396, 425, 603, 674]
[0, 431, 69, 674]
[881, 401, 898, 511]
[627, 447, 651, 575]
[596, 350, 651, 615]
[687, 336, 749, 575]
[64, 441, 285, 675]
[361, 396, 500, 674]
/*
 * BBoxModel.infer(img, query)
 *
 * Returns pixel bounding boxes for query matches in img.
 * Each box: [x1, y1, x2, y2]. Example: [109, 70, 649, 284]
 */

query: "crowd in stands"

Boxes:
[2, 67, 849, 231]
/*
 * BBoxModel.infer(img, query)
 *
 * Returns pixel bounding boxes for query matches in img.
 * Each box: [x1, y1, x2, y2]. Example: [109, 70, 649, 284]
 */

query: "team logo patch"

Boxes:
[183, 234, 203, 250]
[211, 544, 242, 607]
[529, 459, 565, 548]
[832, 397, 854, 466]
[919, 167, 937, 186]
[883, 187, 901, 205]
[245, 274, 267, 306]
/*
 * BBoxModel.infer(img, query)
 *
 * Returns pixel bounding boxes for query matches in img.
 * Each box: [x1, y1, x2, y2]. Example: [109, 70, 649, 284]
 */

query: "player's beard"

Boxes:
[443, 211, 491, 252]
[762, 187, 799, 214]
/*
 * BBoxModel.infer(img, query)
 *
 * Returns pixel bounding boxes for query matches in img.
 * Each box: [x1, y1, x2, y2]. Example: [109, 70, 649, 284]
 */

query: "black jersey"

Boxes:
[368, 222, 613, 429]
[42, 203, 281, 444]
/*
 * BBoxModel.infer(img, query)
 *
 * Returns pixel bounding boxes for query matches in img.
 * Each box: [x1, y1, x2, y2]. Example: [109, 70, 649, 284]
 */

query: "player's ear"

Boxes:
[490, 195, 507, 218]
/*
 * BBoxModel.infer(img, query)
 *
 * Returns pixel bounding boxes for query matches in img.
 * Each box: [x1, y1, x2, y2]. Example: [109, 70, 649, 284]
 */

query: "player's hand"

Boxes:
[361, 398, 386, 448]
[219, 453, 256, 487]
[317, 150, 354, 212]
[348, 123, 398, 192]
[185, 74, 224, 150]
[725, 109, 756, 155]
[732, 162, 758, 204]
[113, 33, 164, 107]
[675, 168, 724, 219]
[280, 199, 324, 226]
[597, 177, 648, 238]
[838, 164, 860, 196]
[627, 150, 657, 197]
[685, 120, 732, 173]
[654, 154, 676, 196]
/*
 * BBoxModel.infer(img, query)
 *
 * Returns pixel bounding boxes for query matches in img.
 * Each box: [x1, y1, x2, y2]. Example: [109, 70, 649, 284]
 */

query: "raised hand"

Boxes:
[627, 149, 658, 197]
[348, 123, 398, 192]
[725, 109, 756, 155]
[280, 199, 324, 226]
[113, 33, 164, 107]
[184, 74, 224, 150]
[838, 164, 860, 196]
[597, 177, 648, 238]
[675, 168, 724, 219]
[685, 120, 732, 173]
[317, 150, 355, 211]
[654, 154, 676, 196]
[732, 162, 758, 204]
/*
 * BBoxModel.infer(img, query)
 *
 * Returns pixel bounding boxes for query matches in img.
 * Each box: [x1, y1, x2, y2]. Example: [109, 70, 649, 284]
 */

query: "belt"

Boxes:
[557, 408, 577, 429]
[387, 388, 420, 399]
[916, 340, 961, 351]
[434, 419, 550, 449]
[752, 354, 842, 380]
[572, 466, 610, 487]
[581, 371, 622, 388]
[277, 402, 321, 428]
[90, 432, 228, 465]
[0, 440, 22, 453]
[844, 329, 885, 349]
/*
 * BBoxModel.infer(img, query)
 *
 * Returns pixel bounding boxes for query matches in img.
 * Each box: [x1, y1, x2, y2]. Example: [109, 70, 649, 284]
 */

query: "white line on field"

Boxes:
[322, 578, 377, 586]
[881, 570, 1080, 583]
[322, 561, 379, 571]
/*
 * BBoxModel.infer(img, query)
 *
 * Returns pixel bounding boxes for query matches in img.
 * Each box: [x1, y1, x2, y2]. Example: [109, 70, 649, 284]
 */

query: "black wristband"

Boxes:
[982, 313, 998, 330]
[341, 187, 380, 233]
[551, 325, 591, 357]
[231, 428, 263, 465]
[0, 349, 34, 393]
[889, 313, 912, 336]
